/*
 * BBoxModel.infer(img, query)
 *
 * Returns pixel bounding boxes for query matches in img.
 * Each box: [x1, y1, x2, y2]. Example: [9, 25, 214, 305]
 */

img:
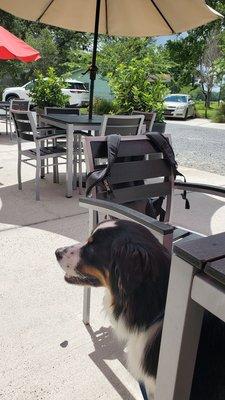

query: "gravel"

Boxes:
[165, 123, 225, 175]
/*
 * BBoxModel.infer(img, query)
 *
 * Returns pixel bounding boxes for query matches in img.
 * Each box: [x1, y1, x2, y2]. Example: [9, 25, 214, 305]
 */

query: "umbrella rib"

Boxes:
[150, 0, 175, 34]
[36, 0, 55, 21]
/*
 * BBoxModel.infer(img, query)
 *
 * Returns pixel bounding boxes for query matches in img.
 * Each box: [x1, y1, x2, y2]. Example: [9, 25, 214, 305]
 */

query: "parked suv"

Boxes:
[2, 79, 89, 107]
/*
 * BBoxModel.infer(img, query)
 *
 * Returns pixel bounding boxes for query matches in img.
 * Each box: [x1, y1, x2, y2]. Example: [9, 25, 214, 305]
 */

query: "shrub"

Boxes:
[93, 97, 114, 115]
[108, 57, 168, 123]
[212, 102, 225, 123]
[30, 67, 69, 109]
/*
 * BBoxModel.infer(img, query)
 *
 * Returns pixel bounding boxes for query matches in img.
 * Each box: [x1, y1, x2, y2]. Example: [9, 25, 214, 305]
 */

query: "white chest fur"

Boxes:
[103, 290, 157, 398]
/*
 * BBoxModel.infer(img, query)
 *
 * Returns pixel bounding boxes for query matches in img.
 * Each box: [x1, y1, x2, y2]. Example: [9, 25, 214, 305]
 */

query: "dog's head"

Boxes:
[55, 220, 170, 299]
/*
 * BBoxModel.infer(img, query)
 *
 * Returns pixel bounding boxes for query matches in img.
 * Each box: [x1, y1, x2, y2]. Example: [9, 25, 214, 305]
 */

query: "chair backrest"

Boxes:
[132, 110, 156, 132]
[83, 135, 174, 222]
[44, 107, 80, 116]
[10, 99, 30, 112]
[100, 114, 144, 136]
[11, 110, 38, 142]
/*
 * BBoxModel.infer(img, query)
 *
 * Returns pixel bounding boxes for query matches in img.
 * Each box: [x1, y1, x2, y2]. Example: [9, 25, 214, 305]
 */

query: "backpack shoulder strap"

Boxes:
[146, 132, 177, 174]
[146, 133, 190, 209]
[86, 134, 121, 196]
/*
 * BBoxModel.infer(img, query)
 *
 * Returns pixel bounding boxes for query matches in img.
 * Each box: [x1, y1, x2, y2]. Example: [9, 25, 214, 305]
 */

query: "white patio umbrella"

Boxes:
[0, 0, 222, 118]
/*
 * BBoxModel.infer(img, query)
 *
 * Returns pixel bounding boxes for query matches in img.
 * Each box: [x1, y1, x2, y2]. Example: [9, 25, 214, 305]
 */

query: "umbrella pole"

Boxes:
[88, 0, 101, 120]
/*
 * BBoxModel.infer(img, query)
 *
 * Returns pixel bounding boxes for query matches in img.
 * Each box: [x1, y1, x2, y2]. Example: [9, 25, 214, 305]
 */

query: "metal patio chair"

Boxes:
[44, 107, 91, 193]
[80, 134, 225, 324]
[9, 99, 30, 139]
[11, 109, 67, 200]
[132, 110, 156, 132]
[10, 99, 30, 110]
[79, 134, 225, 400]
[100, 114, 145, 136]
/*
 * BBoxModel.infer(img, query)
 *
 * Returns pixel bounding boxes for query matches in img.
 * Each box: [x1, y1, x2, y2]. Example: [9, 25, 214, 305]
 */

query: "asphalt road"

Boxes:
[165, 122, 225, 175]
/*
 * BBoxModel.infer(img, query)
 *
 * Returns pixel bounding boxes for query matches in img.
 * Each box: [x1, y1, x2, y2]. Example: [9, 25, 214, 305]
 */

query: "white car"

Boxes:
[164, 94, 196, 119]
[2, 79, 89, 107]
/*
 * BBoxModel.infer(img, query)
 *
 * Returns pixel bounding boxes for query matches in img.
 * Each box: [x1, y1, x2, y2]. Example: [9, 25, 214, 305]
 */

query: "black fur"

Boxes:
[73, 220, 225, 399]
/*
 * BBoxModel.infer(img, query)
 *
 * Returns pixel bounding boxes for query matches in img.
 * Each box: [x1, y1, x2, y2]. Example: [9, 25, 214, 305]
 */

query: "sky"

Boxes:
[155, 32, 187, 46]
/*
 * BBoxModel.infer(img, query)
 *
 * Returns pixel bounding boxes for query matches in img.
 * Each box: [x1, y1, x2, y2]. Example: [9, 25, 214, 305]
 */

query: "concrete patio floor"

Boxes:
[1, 126, 225, 400]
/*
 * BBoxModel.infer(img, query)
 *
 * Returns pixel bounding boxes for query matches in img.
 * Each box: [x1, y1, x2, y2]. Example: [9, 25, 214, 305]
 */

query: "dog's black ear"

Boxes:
[111, 241, 151, 295]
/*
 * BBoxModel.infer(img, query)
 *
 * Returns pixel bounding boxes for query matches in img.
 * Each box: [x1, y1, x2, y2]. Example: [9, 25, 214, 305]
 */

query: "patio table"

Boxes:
[40, 114, 103, 197]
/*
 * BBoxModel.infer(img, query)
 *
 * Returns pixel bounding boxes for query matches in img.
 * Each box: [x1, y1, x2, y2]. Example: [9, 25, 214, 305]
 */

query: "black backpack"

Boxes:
[86, 133, 189, 221]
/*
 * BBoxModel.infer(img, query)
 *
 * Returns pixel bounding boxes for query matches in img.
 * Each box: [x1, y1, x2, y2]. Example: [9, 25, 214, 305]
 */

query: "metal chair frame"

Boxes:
[100, 114, 145, 136]
[132, 110, 156, 132]
[11, 109, 67, 200]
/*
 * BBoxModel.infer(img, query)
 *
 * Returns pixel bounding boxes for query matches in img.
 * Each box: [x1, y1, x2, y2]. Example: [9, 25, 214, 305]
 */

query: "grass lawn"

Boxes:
[195, 101, 219, 119]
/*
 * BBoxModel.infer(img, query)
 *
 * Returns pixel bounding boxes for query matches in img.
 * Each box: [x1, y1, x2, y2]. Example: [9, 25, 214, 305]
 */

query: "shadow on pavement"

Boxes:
[86, 324, 140, 400]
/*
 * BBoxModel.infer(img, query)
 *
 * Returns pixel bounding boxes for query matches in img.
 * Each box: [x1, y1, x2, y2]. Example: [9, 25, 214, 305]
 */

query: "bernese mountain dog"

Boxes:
[55, 219, 225, 400]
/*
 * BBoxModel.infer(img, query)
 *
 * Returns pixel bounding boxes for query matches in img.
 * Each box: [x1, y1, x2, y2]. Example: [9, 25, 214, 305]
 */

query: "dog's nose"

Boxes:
[55, 249, 63, 261]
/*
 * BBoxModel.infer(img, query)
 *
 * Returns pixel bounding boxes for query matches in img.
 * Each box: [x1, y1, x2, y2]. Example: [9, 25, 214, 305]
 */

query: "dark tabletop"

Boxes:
[41, 114, 103, 125]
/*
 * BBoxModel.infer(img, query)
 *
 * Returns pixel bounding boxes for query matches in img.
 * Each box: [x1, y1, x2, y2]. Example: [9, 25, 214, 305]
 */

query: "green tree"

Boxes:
[197, 29, 222, 113]
[0, 9, 92, 91]
[164, 0, 225, 92]
[164, 36, 202, 90]
[98, 37, 155, 77]
[62, 49, 92, 76]
[25, 28, 59, 78]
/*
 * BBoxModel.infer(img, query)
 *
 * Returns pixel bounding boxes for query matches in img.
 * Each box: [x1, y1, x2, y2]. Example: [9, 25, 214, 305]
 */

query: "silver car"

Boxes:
[164, 94, 196, 119]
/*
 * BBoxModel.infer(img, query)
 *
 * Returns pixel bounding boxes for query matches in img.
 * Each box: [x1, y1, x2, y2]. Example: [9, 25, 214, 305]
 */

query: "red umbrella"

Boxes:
[0, 26, 40, 62]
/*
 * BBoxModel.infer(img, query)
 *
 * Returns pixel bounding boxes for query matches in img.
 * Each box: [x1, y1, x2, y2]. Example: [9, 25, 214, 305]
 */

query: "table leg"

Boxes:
[155, 254, 204, 400]
[66, 124, 73, 198]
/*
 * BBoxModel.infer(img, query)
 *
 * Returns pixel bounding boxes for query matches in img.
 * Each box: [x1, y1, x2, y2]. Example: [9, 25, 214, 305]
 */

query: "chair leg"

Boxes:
[78, 135, 83, 195]
[73, 135, 78, 190]
[46, 140, 50, 174]
[5, 108, 8, 135]
[53, 139, 59, 183]
[155, 254, 204, 400]
[82, 209, 99, 325]
[9, 111, 13, 140]
[54, 157, 59, 183]
[36, 158, 41, 201]
[18, 149, 22, 190]
[40, 141, 45, 179]
[83, 287, 91, 325]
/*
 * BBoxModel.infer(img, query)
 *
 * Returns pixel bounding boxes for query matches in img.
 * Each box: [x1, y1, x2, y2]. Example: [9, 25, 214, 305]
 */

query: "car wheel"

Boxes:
[5, 94, 19, 102]
[184, 109, 189, 120]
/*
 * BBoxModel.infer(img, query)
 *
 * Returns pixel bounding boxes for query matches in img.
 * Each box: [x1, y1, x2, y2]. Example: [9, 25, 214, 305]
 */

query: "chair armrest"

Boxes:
[36, 125, 59, 130]
[79, 197, 174, 236]
[174, 181, 225, 199]
[37, 125, 67, 140]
